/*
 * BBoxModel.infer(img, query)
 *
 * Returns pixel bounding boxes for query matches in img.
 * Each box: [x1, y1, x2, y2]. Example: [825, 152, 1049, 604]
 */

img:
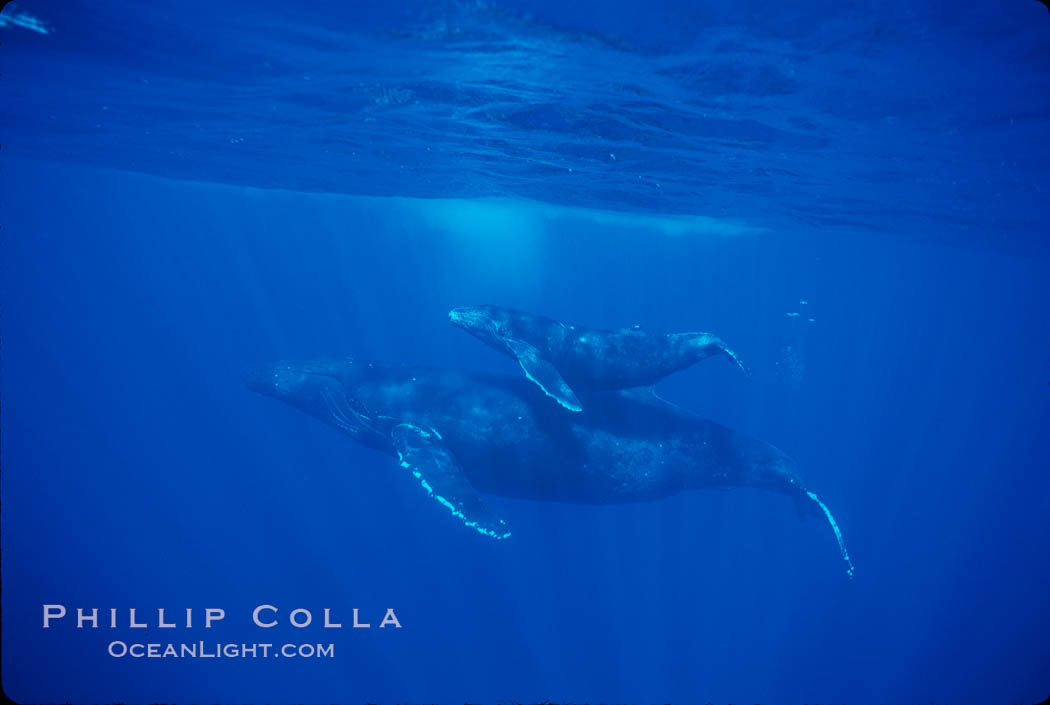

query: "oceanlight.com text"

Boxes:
[107, 641, 335, 658]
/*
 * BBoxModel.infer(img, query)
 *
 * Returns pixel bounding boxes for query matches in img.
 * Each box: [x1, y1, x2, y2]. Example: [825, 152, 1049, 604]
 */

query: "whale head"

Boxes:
[244, 359, 377, 442]
[448, 305, 509, 344]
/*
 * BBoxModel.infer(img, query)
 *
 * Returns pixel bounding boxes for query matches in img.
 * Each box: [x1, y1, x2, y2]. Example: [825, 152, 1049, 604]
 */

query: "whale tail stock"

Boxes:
[673, 332, 751, 377]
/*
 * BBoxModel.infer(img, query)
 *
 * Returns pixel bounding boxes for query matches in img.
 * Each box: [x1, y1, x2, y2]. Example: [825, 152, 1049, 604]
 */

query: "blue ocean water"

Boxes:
[2, 1, 1048, 703]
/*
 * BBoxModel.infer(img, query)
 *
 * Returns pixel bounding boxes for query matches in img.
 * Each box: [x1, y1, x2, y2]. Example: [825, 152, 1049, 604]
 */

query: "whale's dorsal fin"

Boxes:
[503, 338, 583, 412]
[390, 423, 511, 540]
[618, 385, 662, 403]
[617, 385, 681, 411]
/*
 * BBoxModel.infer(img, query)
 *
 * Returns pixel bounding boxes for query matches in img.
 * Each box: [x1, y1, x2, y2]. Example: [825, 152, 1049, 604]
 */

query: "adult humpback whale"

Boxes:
[245, 358, 854, 577]
[448, 305, 749, 411]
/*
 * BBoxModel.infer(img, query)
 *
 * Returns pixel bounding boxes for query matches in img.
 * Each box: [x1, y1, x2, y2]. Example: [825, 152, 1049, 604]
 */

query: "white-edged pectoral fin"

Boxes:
[504, 338, 582, 412]
[390, 423, 511, 540]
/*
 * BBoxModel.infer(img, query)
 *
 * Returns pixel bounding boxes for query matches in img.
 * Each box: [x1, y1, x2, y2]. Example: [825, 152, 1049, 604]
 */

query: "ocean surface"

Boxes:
[2, 1, 1048, 703]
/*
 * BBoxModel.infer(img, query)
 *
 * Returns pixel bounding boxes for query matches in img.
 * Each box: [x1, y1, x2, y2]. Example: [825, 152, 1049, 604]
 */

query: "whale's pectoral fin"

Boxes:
[390, 423, 511, 540]
[504, 338, 583, 412]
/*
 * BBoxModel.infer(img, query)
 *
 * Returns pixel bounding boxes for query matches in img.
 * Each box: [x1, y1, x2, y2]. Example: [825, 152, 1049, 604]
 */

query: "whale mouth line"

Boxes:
[448, 308, 475, 327]
[805, 490, 855, 579]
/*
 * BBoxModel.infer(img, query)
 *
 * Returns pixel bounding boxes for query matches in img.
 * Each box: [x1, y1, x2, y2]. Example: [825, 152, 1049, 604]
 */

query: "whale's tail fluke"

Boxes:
[805, 490, 855, 579]
[713, 339, 751, 377]
[673, 332, 751, 377]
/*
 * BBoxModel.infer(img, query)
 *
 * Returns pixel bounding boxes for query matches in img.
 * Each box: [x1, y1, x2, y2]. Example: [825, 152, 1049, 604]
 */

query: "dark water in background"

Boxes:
[2, 1, 1049, 703]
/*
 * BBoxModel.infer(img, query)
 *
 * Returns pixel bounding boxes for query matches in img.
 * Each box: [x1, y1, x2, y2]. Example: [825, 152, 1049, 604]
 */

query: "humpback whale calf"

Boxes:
[448, 305, 749, 411]
[245, 359, 854, 577]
